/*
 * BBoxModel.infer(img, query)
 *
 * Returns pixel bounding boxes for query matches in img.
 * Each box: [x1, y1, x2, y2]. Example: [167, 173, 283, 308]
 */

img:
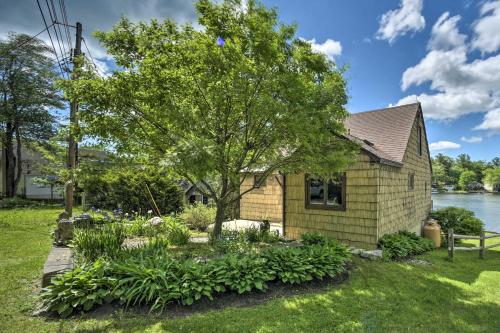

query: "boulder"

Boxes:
[148, 216, 164, 226]
[73, 213, 93, 228]
[55, 219, 74, 245]
[360, 249, 383, 260]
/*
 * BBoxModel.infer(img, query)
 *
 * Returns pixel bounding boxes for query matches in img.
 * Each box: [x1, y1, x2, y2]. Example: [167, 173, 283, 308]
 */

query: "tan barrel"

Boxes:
[424, 219, 441, 248]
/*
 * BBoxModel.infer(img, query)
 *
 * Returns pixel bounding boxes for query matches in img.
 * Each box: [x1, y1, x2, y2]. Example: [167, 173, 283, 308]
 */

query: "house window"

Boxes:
[305, 174, 346, 210]
[254, 174, 267, 188]
[417, 125, 423, 156]
[408, 173, 415, 191]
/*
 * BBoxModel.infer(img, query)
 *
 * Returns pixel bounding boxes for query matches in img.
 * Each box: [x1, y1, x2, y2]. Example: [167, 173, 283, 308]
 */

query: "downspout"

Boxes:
[375, 163, 380, 244]
[282, 173, 286, 237]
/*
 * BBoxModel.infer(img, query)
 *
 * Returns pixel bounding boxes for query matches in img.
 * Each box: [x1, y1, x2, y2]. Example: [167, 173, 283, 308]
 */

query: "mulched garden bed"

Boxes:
[52, 266, 352, 320]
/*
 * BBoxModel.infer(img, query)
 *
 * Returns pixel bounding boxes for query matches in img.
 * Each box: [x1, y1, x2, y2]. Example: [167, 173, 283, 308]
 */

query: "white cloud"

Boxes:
[474, 108, 500, 133]
[460, 136, 483, 143]
[376, 0, 425, 44]
[397, 92, 494, 120]
[397, 9, 500, 122]
[472, 0, 500, 54]
[305, 38, 342, 60]
[429, 141, 461, 151]
[427, 12, 467, 51]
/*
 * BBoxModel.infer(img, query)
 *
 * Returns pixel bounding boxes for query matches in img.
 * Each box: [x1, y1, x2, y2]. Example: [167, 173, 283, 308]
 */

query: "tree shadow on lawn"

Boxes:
[69, 250, 500, 333]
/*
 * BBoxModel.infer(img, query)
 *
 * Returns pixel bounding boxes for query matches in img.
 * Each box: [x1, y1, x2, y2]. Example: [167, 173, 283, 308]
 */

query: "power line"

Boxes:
[44, 0, 66, 64]
[82, 37, 104, 77]
[10, 23, 55, 51]
[36, 0, 66, 78]
[59, 0, 72, 50]
[82, 38, 97, 68]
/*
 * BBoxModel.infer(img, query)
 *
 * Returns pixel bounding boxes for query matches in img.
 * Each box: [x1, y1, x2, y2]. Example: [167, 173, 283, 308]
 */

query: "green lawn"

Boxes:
[1, 208, 499, 332]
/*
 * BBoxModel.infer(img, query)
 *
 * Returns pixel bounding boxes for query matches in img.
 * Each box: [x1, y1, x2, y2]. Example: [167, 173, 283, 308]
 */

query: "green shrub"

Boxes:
[73, 224, 126, 262]
[112, 256, 186, 310]
[209, 229, 252, 254]
[164, 216, 190, 246]
[301, 231, 328, 246]
[215, 254, 274, 294]
[125, 218, 149, 237]
[262, 241, 350, 283]
[40, 260, 116, 317]
[0, 196, 45, 209]
[378, 231, 434, 260]
[242, 225, 281, 244]
[120, 237, 170, 259]
[431, 207, 484, 236]
[180, 204, 216, 231]
[82, 166, 184, 215]
[245, 226, 261, 243]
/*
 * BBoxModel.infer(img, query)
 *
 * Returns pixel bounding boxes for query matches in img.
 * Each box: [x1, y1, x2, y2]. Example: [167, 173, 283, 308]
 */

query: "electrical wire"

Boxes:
[45, 0, 67, 67]
[10, 23, 55, 51]
[82, 37, 104, 77]
[36, 0, 66, 78]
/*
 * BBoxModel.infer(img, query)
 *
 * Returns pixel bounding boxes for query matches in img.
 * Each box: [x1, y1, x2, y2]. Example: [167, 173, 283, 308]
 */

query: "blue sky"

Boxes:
[262, 0, 500, 161]
[2, 0, 499, 160]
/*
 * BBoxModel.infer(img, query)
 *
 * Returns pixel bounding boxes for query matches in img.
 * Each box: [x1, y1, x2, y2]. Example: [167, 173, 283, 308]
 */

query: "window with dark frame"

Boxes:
[305, 174, 346, 210]
[254, 174, 267, 188]
[408, 173, 415, 191]
[417, 125, 423, 156]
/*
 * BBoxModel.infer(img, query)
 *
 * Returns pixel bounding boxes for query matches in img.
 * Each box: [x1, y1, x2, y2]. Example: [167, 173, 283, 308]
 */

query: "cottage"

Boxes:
[239, 103, 432, 249]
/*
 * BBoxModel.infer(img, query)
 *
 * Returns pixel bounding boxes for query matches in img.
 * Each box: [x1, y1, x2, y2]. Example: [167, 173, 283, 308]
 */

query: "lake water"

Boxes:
[432, 193, 500, 232]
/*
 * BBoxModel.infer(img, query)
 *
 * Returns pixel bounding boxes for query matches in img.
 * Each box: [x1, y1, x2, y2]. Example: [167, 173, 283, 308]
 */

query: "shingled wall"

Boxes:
[285, 153, 379, 249]
[377, 113, 432, 237]
[239, 173, 283, 222]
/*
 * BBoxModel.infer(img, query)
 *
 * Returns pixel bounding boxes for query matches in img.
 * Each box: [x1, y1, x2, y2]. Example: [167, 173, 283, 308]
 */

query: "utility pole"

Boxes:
[65, 21, 82, 217]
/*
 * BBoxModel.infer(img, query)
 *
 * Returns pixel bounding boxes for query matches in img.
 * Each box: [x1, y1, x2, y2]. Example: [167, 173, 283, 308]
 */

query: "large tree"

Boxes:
[64, 0, 357, 235]
[0, 33, 61, 197]
[484, 168, 500, 192]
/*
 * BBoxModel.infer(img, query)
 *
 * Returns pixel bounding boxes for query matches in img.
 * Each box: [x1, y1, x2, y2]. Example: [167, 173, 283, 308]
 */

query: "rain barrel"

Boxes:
[423, 219, 441, 248]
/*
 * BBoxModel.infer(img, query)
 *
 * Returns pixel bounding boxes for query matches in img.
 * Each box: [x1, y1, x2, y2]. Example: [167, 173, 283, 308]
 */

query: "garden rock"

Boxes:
[73, 213, 93, 227]
[148, 216, 163, 226]
[405, 258, 431, 265]
[350, 248, 363, 255]
[359, 249, 383, 260]
[54, 219, 74, 245]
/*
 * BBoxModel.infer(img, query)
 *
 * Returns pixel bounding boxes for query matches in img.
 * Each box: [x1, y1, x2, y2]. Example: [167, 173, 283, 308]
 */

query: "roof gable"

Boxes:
[345, 103, 420, 165]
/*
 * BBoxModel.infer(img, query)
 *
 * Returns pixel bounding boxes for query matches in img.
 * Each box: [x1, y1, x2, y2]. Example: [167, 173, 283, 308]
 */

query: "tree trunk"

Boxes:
[13, 125, 22, 196]
[212, 200, 227, 237]
[4, 122, 16, 197]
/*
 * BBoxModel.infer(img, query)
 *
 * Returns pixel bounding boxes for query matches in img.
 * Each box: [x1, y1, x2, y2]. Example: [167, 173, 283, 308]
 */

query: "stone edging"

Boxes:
[42, 246, 74, 287]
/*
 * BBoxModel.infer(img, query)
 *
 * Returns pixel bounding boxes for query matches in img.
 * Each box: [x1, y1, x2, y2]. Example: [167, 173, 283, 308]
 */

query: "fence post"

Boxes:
[448, 228, 454, 261]
[479, 231, 485, 259]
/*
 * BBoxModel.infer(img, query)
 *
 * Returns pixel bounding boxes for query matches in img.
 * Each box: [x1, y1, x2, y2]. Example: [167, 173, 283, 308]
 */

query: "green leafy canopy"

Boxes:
[62, 0, 357, 231]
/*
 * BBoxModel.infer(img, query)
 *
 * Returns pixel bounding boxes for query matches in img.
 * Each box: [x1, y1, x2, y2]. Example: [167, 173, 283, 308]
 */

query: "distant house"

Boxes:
[240, 103, 432, 249]
[0, 145, 106, 200]
[179, 180, 209, 205]
[0, 146, 63, 199]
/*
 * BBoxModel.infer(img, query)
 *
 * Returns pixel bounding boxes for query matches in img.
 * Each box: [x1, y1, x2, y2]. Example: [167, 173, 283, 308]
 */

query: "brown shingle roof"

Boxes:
[345, 103, 421, 166]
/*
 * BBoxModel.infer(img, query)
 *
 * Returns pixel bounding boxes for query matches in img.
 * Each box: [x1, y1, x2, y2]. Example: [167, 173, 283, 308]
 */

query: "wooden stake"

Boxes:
[448, 228, 454, 261]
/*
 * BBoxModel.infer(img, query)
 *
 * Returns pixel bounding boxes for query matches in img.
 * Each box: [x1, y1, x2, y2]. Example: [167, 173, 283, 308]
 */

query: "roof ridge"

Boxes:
[349, 102, 420, 116]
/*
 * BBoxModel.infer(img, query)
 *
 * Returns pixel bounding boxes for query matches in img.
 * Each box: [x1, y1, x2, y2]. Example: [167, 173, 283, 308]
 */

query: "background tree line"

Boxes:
[432, 153, 500, 192]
